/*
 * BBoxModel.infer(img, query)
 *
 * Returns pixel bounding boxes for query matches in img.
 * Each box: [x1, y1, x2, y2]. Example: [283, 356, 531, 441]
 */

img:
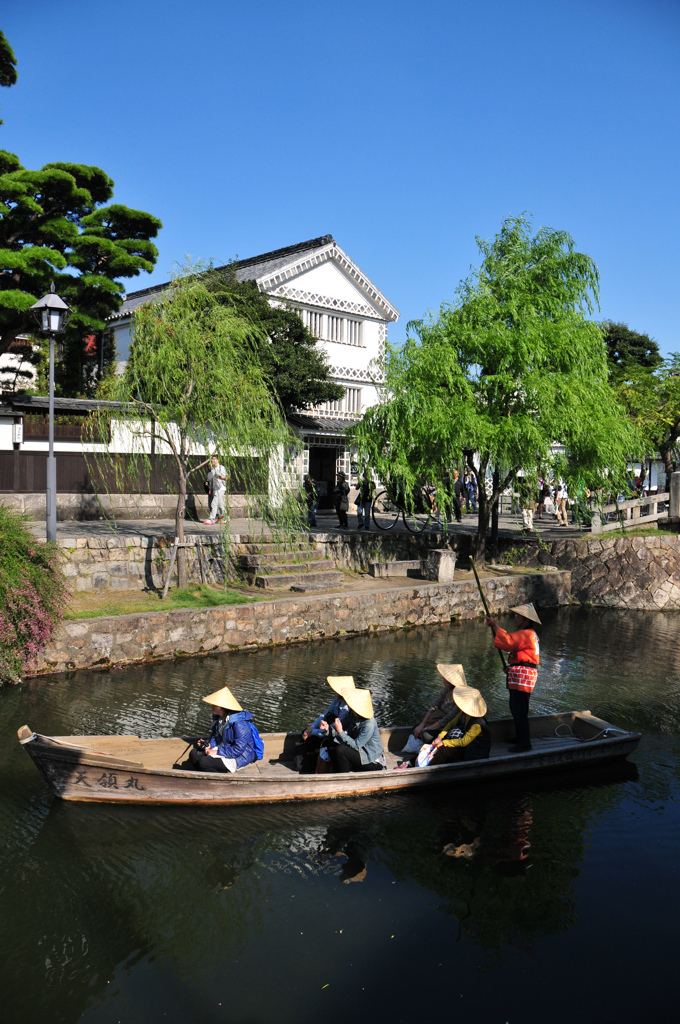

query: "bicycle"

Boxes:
[371, 489, 436, 533]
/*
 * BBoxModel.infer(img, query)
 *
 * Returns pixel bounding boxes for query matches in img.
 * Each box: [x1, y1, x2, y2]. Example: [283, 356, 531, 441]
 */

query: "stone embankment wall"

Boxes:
[509, 533, 680, 609]
[29, 570, 570, 676]
[55, 530, 470, 594]
[57, 534, 231, 593]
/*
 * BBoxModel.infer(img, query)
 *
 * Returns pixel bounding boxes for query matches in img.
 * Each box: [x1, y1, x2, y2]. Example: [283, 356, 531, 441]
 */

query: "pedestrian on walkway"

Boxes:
[303, 474, 319, 528]
[356, 470, 374, 530]
[204, 455, 227, 524]
[333, 471, 350, 529]
[517, 474, 537, 532]
[452, 469, 464, 522]
[555, 479, 570, 526]
[464, 468, 478, 513]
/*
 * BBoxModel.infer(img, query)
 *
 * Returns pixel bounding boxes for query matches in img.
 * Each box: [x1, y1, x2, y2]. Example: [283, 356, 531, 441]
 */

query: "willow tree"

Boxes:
[92, 268, 304, 589]
[351, 216, 640, 561]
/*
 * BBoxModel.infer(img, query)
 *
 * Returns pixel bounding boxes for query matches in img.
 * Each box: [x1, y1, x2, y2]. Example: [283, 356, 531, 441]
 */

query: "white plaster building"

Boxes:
[107, 235, 400, 505]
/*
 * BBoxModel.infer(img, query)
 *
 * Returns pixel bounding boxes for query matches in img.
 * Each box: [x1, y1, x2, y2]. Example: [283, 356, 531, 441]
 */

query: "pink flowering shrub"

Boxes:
[0, 505, 69, 683]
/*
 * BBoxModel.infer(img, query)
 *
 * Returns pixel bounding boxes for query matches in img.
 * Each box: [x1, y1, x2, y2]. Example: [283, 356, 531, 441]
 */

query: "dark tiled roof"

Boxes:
[6, 395, 123, 412]
[287, 413, 358, 435]
[110, 235, 335, 321]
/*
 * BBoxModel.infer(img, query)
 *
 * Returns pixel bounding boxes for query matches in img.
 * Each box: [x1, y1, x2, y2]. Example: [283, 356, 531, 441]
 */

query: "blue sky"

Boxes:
[2, 0, 679, 352]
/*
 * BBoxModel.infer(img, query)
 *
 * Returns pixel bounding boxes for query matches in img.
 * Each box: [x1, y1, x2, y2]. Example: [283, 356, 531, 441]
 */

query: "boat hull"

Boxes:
[18, 712, 640, 806]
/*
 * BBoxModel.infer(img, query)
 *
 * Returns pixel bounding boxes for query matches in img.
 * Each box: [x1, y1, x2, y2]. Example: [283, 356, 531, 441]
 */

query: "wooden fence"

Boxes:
[591, 492, 670, 533]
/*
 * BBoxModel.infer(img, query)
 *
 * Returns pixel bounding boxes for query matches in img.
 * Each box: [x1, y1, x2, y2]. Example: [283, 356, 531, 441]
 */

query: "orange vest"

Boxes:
[494, 628, 540, 693]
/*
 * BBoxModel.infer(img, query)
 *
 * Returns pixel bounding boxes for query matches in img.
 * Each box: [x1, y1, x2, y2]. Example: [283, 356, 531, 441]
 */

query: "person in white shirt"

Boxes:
[555, 479, 569, 526]
[204, 455, 227, 523]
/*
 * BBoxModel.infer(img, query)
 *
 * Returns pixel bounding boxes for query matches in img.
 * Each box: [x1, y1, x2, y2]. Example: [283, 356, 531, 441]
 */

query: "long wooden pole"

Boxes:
[469, 556, 508, 673]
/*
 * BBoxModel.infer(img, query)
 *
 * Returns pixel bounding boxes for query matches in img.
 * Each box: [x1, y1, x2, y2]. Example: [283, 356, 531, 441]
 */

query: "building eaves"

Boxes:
[6, 396, 124, 413]
[287, 413, 358, 435]
[109, 235, 336, 322]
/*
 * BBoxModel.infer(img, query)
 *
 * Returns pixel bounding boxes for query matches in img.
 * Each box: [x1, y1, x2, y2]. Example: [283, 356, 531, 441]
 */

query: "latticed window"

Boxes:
[326, 316, 344, 343]
[344, 388, 361, 414]
[302, 310, 323, 338]
[316, 388, 362, 417]
[346, 319, 362, 346]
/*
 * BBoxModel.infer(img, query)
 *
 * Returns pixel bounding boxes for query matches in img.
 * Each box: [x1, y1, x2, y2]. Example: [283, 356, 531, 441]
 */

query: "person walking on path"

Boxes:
[517, 474, 537, 532]
[333, 470, 350, 529]
[464, 469, 478, 513]
[486, 603, 541, 753]
[555, 479, 569, 526]
[452, 469, 464, 522]
[537, 478, 551, 520]
[356, 471, 374, 530]
[303, 474, 319, 528]
[204, 455, 227, 524]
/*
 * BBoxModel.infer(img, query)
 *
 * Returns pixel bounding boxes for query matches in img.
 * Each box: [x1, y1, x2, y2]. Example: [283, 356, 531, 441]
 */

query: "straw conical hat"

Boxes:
[436, 664, 467, 687]
[453, 686, 487, 718]
[345, 688, 374, 719]
[327, 676, 356, 696]
[510, 603, 542, 625]
[202, 686, 242, 711]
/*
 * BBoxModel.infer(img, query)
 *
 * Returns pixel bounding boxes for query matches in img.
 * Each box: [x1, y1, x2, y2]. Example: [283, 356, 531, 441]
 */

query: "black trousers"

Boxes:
[327, 740, 384, 774]
[188, 748, 231, 772]
[335, 503, 348, 528]
[452, 496, 462, 522]
[508, 689, 532, 748]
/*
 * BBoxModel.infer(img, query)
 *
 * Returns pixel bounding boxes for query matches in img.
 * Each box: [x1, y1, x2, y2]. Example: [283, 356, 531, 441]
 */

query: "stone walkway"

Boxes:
[29, 509, 588, 542]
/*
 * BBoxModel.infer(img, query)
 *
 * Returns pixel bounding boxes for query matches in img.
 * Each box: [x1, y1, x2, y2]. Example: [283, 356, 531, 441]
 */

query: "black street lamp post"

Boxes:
[29, 285, 71, 543]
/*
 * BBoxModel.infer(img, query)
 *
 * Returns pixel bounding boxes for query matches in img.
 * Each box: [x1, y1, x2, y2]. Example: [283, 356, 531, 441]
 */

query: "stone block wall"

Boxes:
[28, 570, 571, 676]
[56, 534, 231, 593]
[505, 533, 680, 609]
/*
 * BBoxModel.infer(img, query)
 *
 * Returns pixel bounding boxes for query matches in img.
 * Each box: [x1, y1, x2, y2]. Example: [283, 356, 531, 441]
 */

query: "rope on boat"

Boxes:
[553, 723, 612, 743]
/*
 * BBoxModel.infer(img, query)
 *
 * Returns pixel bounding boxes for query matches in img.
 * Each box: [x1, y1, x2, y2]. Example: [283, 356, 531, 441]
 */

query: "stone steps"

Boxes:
[233, 535, 313, 556]
[237, 549, 321, 567]
[254, 569, 347, 590]
[242, 558, 331, 577]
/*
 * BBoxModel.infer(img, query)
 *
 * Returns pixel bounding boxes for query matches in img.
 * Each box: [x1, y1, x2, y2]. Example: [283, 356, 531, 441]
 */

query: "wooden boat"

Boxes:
[17, 710, 640, 806]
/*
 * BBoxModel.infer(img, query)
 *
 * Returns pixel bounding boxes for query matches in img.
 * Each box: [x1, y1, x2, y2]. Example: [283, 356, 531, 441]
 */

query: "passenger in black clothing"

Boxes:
[333, 471, 350, 529]
[452, 469, 464, 522]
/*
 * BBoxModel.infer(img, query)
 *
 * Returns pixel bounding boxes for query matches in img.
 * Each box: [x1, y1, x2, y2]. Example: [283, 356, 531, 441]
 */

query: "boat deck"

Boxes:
[50, 718, 615, 776]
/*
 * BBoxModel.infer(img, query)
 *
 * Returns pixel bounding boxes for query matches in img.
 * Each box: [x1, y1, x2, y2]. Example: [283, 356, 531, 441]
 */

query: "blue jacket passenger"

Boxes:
[208, 711, 255, 769]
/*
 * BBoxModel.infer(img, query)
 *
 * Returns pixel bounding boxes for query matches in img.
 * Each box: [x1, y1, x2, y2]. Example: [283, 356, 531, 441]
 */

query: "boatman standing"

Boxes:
[485, 603, 541, 753]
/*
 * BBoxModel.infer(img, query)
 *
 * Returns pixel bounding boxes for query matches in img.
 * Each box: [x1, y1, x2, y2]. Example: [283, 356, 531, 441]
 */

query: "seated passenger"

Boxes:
[187, 686, 257, 773]
[296, 676, 355, 773]
[413, 664, 467, 742]
[429, 686, 491, 765]
[320, 687, 386, 773]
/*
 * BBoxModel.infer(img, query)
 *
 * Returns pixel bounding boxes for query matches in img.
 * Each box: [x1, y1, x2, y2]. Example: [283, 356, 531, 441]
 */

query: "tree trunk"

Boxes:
[176, 466, 187, 590]
[491, 467, 500, 562]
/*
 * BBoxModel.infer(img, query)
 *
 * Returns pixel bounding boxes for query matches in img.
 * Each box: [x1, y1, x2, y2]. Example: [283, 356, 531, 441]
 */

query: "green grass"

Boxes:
[65, 584, 262, 620]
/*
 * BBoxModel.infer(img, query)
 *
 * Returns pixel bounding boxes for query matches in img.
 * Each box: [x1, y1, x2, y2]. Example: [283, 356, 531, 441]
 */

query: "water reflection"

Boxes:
[0, 608, 678, 1024]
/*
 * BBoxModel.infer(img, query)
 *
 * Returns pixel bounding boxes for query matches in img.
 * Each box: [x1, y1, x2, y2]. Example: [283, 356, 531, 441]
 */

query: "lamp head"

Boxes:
[30, 284, 71, 334]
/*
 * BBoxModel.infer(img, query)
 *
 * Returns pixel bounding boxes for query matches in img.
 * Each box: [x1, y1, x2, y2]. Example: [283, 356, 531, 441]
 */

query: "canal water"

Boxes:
[1, 607, 678, 1024]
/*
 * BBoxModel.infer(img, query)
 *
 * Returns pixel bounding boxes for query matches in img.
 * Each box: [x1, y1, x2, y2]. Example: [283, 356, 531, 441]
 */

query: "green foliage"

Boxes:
[602, 320, 662, 378]
[91, 264, 305, 588]
[0, 504, 69, 683]
[614, 355, 680, 479]
[0, 30, 17, 124]
[205, 271, 344, 412]
[0, 150, 162, 395]
[351, 216, 640, 557]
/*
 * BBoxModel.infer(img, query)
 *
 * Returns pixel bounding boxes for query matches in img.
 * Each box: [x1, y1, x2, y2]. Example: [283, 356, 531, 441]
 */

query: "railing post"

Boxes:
[670, 471, 680, 518]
